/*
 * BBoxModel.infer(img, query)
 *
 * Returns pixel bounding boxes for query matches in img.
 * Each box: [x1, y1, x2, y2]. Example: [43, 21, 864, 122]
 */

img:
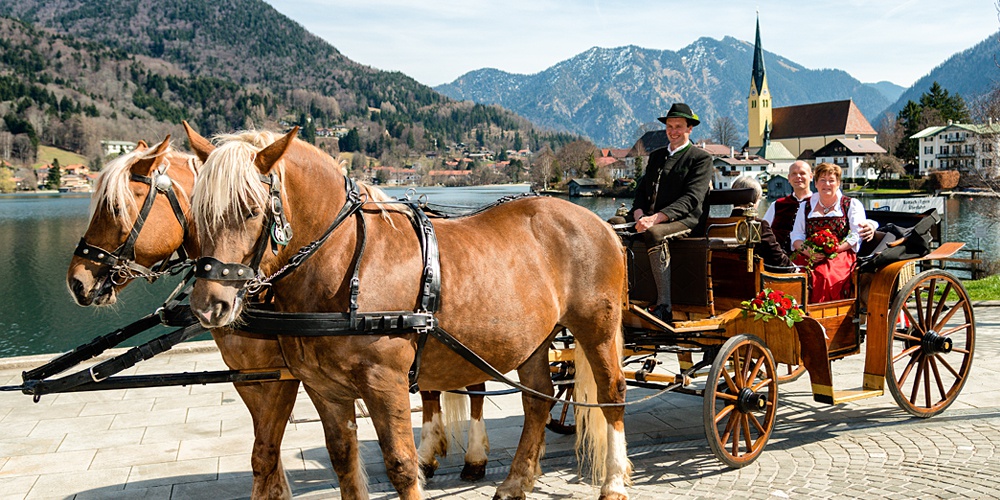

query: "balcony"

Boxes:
[944, 135, 967, 143]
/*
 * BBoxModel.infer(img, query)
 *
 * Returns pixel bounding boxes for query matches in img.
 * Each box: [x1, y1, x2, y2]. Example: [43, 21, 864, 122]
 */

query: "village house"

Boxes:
[426, 169, 472, 185]
[100, 140, 138, 158]
[911, 120, 1000, 178]
[813, 138, 887, 180]
[712, 154, 772, 189]
[371, 166, 419, 186]
[567, 178, 603, 197]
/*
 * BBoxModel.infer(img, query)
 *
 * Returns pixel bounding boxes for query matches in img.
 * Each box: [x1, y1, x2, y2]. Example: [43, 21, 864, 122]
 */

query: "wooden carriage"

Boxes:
[549, 189, 976, 468]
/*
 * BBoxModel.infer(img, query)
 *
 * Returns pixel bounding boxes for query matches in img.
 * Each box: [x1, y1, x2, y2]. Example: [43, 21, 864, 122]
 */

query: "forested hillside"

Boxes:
[0, 0, 575, 174]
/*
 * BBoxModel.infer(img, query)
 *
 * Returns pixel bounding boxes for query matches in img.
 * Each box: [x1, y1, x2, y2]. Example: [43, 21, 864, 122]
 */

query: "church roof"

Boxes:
[751, 16, 766, 93]
[770, 99, 877, 139]
[755, 140, 796, 161]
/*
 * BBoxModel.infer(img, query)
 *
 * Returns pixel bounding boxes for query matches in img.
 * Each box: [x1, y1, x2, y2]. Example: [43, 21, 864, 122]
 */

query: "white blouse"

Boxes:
[789, 191, 866, 253]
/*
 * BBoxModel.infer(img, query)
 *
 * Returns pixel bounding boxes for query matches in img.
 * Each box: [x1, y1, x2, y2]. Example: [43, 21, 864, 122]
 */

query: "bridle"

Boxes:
[194, 172, 366, 298]
[74, 165, 191, 289]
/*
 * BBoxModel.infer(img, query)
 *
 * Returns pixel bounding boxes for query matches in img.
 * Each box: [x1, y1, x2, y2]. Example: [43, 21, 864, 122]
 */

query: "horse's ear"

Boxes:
[255, 127, 299, 174]
[183, 120, 214, 163]
[135, 140, 149, 151]
[130, 135, 171, 176]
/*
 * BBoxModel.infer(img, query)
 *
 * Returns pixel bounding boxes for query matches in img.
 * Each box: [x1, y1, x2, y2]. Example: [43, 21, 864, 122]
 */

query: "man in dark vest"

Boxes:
[764, 160, 875, 253]
[629, 103, 713, 323]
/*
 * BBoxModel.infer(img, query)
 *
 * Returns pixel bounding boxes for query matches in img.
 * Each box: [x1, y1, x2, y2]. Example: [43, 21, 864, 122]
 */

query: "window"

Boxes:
[924, 146, 932, 154]
[940, 146, 948, 154]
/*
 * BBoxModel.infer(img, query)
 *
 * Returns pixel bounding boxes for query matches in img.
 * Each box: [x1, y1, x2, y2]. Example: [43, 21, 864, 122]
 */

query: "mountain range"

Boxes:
[0, 0, 996, 161]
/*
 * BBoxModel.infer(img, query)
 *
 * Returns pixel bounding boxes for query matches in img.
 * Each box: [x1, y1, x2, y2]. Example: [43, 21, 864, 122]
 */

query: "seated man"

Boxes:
[628, 103, 713, 322]
[730, 176, 792, 268]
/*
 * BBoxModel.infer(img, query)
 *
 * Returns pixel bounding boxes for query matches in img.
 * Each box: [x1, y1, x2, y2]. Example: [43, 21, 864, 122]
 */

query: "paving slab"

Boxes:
[0, 306, 997, 498]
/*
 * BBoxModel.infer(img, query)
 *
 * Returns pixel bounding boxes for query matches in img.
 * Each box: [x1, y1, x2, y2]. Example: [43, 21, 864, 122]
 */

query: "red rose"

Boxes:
[752, 299, 764, 308]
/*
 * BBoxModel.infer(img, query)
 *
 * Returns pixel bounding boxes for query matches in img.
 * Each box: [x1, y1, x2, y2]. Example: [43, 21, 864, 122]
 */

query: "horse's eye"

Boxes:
[246, 209, 261, 220]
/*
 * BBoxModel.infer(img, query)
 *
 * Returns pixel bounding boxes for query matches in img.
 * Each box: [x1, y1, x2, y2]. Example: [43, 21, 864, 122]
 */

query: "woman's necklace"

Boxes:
[817, 198, 836, 215]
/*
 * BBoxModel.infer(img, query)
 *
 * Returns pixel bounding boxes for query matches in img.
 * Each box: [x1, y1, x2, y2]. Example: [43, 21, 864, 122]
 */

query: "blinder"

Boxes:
[75, 168, 190, 286]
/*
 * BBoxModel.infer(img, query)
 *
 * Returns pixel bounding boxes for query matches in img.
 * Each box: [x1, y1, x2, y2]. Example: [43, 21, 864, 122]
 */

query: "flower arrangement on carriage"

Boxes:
[741, 288, 805, 328]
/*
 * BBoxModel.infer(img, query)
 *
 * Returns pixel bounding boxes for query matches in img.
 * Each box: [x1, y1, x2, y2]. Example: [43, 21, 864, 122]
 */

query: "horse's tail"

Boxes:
[573, 324, 626, 485]
[441, 390, 470, 452]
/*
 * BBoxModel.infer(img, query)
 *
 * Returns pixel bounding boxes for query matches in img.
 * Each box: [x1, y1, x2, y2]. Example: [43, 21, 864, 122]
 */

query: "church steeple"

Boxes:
[747, 13, 772, 150]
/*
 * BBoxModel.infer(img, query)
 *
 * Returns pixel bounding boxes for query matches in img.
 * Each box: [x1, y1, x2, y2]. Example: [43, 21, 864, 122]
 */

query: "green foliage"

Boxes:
[339, 128, 361, 152]
[962, 274, 1000, 301]
[897, 82, 971, 161]
[585, 152, 598, 178]
[0, 167, 15, 193]
[44, 157, 61, 190]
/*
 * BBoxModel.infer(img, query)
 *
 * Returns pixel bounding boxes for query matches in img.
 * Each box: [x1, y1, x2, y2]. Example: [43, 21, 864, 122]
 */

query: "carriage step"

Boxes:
[812, 387, 884, 405]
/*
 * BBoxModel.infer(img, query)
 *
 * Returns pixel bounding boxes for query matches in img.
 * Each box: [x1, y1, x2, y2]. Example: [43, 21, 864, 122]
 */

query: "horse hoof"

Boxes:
[492, 493, 526, 500]
[420, 462, 437, 479]
[460, 461, 487, 481]
[598, 493, 629, 500]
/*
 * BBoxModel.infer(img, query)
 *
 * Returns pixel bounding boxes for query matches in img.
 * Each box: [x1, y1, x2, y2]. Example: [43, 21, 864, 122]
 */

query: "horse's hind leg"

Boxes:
[417, 390, 447, 478]
[461, 384, 489, 481]
[236, 380, 299, 500]
[304, 387, 370, 499]
[494, 343, 553, 500]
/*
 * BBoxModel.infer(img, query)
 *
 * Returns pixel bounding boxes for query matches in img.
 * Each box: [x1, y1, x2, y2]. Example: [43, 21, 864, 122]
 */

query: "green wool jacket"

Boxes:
[630, 142, 714, 232]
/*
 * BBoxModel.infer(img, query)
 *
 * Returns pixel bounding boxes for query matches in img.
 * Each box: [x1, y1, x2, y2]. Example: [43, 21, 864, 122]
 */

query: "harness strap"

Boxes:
[240, 308, 435, 336]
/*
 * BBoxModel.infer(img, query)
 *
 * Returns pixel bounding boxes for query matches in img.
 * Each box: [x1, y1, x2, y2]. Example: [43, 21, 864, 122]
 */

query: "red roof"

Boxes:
[770, 99, 877, 139]
[428, 170, 472, 176]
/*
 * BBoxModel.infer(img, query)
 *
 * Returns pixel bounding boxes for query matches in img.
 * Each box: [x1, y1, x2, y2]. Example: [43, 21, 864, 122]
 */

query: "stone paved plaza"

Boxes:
[1, 304, 998, 499]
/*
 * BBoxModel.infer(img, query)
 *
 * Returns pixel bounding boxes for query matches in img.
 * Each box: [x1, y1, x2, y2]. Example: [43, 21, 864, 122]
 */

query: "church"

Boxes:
[746, 16, 882, 177]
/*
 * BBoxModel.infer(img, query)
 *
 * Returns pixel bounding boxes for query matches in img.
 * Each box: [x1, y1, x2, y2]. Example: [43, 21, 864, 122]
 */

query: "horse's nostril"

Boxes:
[70, 278, 86, 297]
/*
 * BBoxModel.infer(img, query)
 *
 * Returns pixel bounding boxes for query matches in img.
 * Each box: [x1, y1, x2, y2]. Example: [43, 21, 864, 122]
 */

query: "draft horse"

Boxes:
[65, 136, 300, 499]
[187, 129, 632, 499]
[66, 129, 495, 497]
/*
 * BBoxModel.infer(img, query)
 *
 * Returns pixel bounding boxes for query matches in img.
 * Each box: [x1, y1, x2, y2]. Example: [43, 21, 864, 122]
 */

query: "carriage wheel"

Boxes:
[776, 363, 806, 384]
[546, 377, 576, 435]
[703, 334, 778, 468]
[886, 270, 975, 418]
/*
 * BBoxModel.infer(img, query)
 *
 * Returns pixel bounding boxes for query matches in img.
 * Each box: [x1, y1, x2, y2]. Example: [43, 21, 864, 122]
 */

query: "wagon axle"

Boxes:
[921, 331, 953, 355]
[736, 387, 767, 414]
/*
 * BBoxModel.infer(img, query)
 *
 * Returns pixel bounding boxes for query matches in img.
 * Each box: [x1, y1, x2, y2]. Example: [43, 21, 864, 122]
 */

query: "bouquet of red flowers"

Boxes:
[804, 228, 840, 260]
[741, 288, 805, 328]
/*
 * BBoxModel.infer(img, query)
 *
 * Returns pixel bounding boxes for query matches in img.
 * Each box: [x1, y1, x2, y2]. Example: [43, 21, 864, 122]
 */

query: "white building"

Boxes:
[911, 121, 1000, 177]
[101, 140, 138, 158]
[813, 138, 887, 180]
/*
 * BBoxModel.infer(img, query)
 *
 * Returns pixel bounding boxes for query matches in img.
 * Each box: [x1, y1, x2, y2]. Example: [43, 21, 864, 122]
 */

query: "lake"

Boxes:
[1, 187, 998, 358]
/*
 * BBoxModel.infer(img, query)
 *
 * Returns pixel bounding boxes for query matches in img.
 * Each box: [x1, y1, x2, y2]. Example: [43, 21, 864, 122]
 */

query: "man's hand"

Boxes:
[860, 220, 877, 242]
[635, 212, 666, 233]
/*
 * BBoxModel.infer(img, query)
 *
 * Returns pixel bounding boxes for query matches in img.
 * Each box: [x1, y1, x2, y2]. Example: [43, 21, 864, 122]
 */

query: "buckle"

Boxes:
[89, 365, 108, 383]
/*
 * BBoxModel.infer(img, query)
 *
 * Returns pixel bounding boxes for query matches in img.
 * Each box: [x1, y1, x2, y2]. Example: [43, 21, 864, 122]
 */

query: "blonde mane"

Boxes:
[192, 131, 280, 243]
[89, 140, 195, 227]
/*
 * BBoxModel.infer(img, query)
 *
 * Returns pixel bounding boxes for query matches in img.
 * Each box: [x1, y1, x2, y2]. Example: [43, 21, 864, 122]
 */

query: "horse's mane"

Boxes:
[193, 130, 408, 241]
[89, 140, 195, 227]
[192, 131, 280, 242]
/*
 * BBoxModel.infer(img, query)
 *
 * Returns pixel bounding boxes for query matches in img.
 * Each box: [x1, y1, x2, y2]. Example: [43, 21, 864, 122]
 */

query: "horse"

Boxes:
[186, 128, 631, 499]
[65, 136, 300, 499]
[65, 129, 492, 496]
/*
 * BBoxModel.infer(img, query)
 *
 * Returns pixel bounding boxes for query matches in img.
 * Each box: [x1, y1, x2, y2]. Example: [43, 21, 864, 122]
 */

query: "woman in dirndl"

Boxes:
[789, 162, 868, 303]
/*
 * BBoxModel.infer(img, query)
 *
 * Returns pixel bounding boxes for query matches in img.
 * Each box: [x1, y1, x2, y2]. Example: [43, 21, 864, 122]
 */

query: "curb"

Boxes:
[0, 340, 220, 370]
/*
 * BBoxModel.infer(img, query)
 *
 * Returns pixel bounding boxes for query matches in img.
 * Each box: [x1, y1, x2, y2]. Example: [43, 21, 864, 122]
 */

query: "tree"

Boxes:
[585, 152, 599, 178]
[861, 154, 905, 190]
[875, 112, 904, 157]
[339, 127, 361, 152]
[896, 82, 972, 162]
[0, 167, 15, 193]
[555, 139, 598, 181]
[45, 158, 61, 190]
[710, 116, 740, 148]
[633, 156, 644, 182]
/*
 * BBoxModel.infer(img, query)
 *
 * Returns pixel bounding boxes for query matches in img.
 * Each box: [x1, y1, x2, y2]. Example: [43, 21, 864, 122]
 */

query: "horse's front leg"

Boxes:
[234, 379, 300, 500]
[494, 345, 553, 500]
[362, 378, 424, 500]
[304, 387, 370, 499]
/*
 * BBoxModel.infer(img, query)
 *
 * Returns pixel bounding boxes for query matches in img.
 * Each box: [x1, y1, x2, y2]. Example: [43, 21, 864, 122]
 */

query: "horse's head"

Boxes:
[67, 136, 199, 306]
[188, 128, 302, 328]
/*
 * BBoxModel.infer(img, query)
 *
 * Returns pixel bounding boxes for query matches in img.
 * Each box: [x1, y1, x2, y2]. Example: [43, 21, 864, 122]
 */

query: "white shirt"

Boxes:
[667, 140, 690, 156]
[789, 191, 866, 253]
[762, 191, 809, 225]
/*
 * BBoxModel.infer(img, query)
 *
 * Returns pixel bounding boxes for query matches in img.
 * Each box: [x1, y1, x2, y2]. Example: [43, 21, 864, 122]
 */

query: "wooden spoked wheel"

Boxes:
[547, 360, 576, 435]
[775, 363, 806, 384]
[703, 334, 778, 468]
[886, 270, 975, 418]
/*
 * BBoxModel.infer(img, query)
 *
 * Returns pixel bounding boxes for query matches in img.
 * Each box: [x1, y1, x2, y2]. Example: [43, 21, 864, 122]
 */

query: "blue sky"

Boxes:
[263, 0, 999, 89]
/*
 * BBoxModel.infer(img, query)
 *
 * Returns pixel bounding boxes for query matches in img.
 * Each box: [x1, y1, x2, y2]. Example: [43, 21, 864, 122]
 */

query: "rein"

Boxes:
[75, 167, 191, 287]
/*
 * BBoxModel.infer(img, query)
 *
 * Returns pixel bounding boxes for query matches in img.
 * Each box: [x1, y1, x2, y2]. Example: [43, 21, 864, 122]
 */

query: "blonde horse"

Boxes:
[66, 136, 300, 499]
[187, 128, 631, 499]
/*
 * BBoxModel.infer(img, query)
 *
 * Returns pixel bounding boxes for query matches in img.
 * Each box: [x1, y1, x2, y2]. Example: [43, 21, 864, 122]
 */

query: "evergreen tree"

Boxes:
[45, 158, 61, 190]
[339, 127, 361, 152]
[586, 152, 598, 178]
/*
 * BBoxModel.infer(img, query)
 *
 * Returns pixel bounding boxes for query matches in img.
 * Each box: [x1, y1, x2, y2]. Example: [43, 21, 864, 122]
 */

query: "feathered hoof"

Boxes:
[460, 461, 487, 481]
[598, 493, 629, 500]
[420, 461, 438, 479]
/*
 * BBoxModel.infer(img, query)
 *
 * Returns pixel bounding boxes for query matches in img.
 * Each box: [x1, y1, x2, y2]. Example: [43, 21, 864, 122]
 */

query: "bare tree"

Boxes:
[861, 154, 905, 189]
[710, 116, 740, 148]
[555, 140, 599, 182]
[875, 112, 904, 156]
